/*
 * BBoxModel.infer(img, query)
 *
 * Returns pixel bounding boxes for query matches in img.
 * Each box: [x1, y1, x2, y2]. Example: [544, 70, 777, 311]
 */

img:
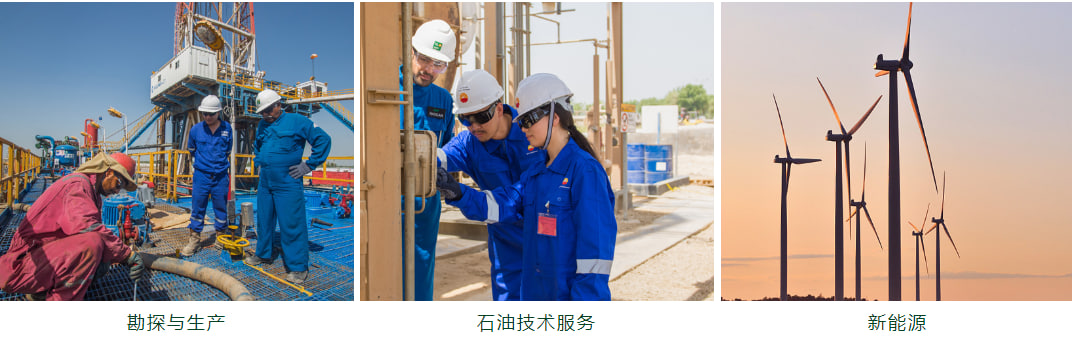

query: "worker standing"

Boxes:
[182, 95, 233, 256]
[438, 69, 544, 301]
[437, 73, 617, 301]
[0, 152, 145, 300]
[400, 19, 456, 300]
[244, 89, 331, 284]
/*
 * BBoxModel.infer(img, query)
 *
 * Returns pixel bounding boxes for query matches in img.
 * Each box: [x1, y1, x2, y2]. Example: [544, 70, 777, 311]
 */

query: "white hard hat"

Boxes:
[454, 70, 504, 114]
[514, 73, 573, 119]
[198, 95, 222, 113]
[412, 19, 456, 63]
[255, 89, 282, 114]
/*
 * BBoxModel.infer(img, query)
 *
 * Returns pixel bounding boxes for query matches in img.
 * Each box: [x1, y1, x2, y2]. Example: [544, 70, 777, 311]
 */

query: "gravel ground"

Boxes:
[610, 223, 714, 301]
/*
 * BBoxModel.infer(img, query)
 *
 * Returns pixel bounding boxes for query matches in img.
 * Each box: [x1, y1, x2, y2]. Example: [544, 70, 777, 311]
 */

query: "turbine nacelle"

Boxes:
[874, 54, 901, 71]
[825, 130, 850, 142]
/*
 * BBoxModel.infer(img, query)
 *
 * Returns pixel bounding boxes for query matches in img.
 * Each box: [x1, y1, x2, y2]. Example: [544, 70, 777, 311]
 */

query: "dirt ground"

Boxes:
[433, 208, 668, 301]
[610, 223, 714, 301]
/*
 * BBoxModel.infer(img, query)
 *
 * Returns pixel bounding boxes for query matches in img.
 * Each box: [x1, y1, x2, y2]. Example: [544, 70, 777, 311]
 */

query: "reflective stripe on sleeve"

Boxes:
[576, 259, 613, 275]
[79, 222, 102, 234]
[437, 148, 447, 170]
[483, 190, 499, 224]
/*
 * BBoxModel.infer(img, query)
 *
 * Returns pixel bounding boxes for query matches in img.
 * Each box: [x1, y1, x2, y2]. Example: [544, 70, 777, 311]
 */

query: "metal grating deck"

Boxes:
[0, 176, 354, 301]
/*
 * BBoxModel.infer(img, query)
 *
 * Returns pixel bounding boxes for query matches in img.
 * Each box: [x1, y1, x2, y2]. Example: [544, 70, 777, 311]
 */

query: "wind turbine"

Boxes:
[873, 2, 940, 301]
[817, 78, 881, 301]
[772, 94, 821, 301]
[932, 172, 960, 301]
[908, 204, 933, 302]
[847, 143, 882, 301]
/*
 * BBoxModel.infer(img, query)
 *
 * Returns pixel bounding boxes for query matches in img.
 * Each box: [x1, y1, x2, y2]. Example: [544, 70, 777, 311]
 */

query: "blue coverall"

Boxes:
[447, 138, 617, 301]
[187, 120, 233, 233]
[252, 112, 331, 273]
[437, 106, 545, 301]
[399, 65, 454, 300]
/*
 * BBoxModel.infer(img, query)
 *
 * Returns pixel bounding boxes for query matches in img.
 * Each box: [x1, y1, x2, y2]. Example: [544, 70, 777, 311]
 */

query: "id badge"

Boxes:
[537, 212, 557, 237]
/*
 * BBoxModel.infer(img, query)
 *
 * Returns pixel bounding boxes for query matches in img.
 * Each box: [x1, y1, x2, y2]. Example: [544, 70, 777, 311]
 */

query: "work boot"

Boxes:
[244, 255, 270, 266]
[285, 271, 309, 284]
[181, 229, 201, 257]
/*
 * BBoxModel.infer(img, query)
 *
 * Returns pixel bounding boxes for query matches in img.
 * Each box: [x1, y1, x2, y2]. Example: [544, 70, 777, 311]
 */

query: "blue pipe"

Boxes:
[35, 135, 55, 169]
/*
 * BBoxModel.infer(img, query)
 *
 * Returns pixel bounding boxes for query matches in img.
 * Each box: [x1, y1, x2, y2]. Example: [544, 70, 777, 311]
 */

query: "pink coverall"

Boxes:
[0, 173, 132, 300]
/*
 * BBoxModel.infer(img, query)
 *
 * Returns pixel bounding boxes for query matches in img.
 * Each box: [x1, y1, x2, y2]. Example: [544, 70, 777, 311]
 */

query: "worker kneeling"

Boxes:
[0, 152, 146, 300]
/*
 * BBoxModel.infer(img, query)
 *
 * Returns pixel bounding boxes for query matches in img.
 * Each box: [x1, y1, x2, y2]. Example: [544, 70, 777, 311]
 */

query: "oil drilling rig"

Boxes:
[110, 2, 355, 198]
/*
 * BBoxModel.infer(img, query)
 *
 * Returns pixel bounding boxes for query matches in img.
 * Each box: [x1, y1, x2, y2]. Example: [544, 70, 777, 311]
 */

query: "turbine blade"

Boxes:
[903, 2, 913, 61]
[786, 161, 793, 187]
[920, 234, 929, 274]
[773, 94, 790, 157]
[875, 70, 890, 78]
[903, 69, 940, 193]
[845, 142, 853, 205]
[925, 222, 937, 235]
[816, 78, 848, 135]
[848, 95, 883, 135]
[943, 223, 961, 258]
[941, 172, 947, 216]
[847, 207, 859, 222]
[862, 206, 883, 249]
[923, 203, 930, 228]
[860, 143, 868, 201]
[908, 221, 919, 232]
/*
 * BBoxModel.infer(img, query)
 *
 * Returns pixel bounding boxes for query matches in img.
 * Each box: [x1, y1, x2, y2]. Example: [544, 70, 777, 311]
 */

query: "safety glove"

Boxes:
[436, 167, 462, 201]
[288, 162, 313, 179]
[126, 251, 146, 281]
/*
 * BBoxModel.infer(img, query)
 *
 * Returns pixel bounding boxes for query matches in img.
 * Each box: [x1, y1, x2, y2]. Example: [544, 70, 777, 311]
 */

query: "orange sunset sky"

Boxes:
[721, 2, 1072, 301]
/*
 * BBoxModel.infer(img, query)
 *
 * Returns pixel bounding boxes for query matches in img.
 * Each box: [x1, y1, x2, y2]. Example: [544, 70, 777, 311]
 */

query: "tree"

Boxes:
[675, 84, 712, 118]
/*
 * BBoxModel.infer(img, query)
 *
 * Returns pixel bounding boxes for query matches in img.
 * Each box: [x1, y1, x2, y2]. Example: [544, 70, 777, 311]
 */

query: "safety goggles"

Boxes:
[515, 96, 569, 129]
[515, 106, 550, 129]
[458, 101, 499, 127]
[413, 50, 448, 73]
[257, 104, 275, 117]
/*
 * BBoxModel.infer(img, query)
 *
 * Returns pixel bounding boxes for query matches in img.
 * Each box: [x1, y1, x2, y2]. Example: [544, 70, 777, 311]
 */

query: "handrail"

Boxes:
[126, 150, 353, 202]
[1, 136, 43, 206]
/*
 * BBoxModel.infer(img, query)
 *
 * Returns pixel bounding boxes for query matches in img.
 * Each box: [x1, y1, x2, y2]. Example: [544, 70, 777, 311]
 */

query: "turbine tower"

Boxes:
[932, 172, 960, 301]
[772, 94, 821, 301]
[847, 144, 882, 301]
[873, 2, 940, 301]
[817, 78, 881, 301]
[908, 205, 933, 302]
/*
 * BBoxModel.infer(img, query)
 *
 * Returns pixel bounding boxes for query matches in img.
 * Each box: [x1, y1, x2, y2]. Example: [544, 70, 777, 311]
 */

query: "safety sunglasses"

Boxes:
[200, 111, 218, 117]
[458, 101, 499, 127]
[413, 50, 448, 73]
[516, 105, 551, 129]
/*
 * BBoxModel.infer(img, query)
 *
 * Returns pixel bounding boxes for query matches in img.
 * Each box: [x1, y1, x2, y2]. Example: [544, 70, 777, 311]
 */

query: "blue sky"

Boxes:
[0, 2, 354, 159]
[455, 2, 715, 106]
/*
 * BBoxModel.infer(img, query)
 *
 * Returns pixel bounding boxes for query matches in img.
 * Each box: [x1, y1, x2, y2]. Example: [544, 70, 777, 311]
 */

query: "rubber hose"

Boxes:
[140, 253, 256, 301]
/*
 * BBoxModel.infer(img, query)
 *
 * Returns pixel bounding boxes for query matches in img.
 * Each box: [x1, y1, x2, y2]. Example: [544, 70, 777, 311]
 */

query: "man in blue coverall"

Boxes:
[401, 19, 456, 300]
[437, 69, 544, 300]
[183, 95, 232, 256]
[244, 89, 331, 284]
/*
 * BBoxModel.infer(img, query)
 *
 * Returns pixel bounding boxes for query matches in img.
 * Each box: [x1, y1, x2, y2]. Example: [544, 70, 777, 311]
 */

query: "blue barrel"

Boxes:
[628, 171, 646, 184]
[627, 143, 646, 184]
[644, 144, 673, 183]
[646, 171, 672, 183]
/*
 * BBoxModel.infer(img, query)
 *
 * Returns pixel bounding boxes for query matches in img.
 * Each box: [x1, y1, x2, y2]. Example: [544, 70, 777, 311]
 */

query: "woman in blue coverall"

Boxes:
[437, 73, 617, 301]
